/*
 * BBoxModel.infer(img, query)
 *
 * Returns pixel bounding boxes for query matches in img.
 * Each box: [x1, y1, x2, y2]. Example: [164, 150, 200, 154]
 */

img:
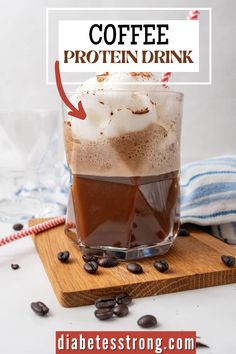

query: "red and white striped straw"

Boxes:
[159, 10, 200, 84]
[0, 216, 66, 247]
[186, 10, 200, 20]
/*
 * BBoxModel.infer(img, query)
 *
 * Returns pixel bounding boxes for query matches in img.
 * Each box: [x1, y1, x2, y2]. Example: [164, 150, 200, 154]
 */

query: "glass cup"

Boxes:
[0, 111, 66, 222]
[63, 88, 183, 260]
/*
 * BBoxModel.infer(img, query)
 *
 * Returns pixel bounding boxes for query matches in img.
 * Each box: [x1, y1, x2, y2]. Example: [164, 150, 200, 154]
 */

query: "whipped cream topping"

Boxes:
[68, 72, 169, 141]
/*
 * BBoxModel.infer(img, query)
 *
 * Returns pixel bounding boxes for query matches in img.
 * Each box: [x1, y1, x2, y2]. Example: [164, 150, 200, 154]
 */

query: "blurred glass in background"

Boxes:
[0, 111, 70, 221]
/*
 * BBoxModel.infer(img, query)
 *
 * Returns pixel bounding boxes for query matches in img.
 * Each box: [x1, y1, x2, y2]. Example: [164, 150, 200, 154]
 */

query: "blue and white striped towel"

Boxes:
[180, 155, 236, 244]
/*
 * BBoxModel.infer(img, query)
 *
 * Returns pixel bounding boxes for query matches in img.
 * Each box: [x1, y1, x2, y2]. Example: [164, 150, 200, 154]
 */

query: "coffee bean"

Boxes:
[31, 301, 49, 316]
[137, 315, 157, 328]
[221, 255, 236, 267]
[83, 261, 98, 274]
[97, 257, 118, 268]
[12, 223, 24, 231]
[127, 263, 143, 274]
[94, 308, 113, 320]
[113, 304, 129, 317]
[178, 228, 190, 236]
[196, 342, 209, 349]
[95, 296, 116, 309]
[154, 259, 169, 273]
[116, 293, 132, 305]
[11, 264, 20, 270]
[82, 254, 98, 263]
[57, 251, 70, 263]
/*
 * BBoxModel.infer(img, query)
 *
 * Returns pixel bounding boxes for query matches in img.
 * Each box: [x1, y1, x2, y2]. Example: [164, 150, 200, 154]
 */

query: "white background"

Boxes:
[0, 0, 235, 163]
[0, 1, 236, 354]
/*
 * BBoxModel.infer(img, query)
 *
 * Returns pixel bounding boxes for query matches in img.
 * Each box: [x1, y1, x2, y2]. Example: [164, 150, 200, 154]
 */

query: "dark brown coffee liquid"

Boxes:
[71, 171, 179, 249]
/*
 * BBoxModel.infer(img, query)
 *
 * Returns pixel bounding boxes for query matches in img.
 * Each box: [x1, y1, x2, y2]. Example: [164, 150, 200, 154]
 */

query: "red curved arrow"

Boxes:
[55, 60, 86, 120]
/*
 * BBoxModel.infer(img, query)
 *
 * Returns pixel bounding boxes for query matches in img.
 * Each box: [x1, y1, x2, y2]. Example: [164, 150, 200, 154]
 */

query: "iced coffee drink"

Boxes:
[64, 72, 183, 260]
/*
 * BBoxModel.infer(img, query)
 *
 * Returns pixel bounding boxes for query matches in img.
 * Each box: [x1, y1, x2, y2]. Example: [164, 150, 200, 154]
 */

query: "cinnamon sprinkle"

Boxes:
[130, 72, 152, 78]
[131, 107, 150, 114]
[97, 76, 106, 82]
[96, 72, 109, 82]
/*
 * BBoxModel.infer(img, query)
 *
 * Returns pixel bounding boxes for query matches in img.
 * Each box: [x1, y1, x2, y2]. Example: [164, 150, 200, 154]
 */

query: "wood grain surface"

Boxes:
[29, 219, 236, 307]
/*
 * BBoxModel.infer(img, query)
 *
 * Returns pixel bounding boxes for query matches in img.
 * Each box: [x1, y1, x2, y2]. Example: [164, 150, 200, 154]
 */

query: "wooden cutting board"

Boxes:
[29, 219, 236, 307]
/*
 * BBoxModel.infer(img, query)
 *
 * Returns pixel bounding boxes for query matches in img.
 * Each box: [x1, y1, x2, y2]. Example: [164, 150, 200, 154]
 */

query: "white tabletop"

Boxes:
[0, 221, 236, 354]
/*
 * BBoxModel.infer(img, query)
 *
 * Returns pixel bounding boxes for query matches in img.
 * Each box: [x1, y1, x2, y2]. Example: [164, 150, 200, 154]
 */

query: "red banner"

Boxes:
[56, 331, 196, 353]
